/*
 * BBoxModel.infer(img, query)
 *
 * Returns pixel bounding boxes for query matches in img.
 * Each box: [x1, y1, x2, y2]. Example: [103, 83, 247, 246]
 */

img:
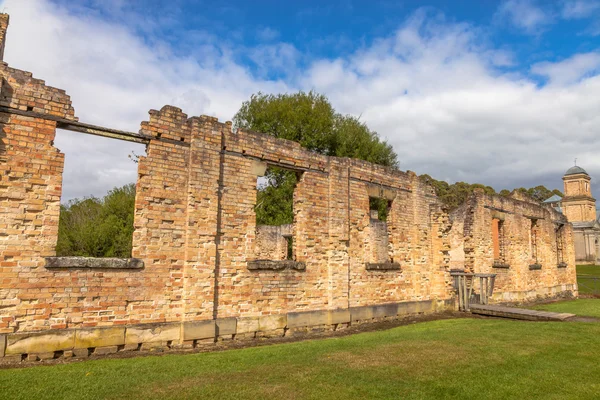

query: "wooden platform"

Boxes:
[469, 304, 575, 321]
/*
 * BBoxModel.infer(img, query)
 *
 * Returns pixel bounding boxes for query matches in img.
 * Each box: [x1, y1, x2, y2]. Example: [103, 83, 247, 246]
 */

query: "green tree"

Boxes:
[56, 183, 136, 257]
[420, 175, 563, 211]
[234, 91, 398, 225]
[514, 186, 564, 202]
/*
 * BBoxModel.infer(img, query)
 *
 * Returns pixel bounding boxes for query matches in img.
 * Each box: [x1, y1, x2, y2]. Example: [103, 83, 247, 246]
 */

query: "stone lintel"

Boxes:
[366, 184, 397, 201]
[557, 262, 568, 268]
[45, 257, 144, 269]
[492, 211, 506, 221]
[492, 262, 510, 269]
[524, 215, 543, 221]
[529, 263, 542, 270]
[247, 260, 306, 271]
[250, 160, 268, 176]
[483, 205, 513, 215]
[365, 262, 401, 271]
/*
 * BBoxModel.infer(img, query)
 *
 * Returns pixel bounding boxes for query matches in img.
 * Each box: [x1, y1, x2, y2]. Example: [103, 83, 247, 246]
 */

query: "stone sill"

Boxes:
[557, 263, 568, 269]
[247, 260, 306, 271]
[529, 263, 542, 270]
[45, 257, 144, 270]
[365, 262, 401, 271]
[492, 262, 510, 269]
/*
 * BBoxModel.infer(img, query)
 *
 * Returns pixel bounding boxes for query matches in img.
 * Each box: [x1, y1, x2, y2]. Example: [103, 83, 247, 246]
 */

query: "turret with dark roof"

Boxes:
[564, 166, 588, 176]
[562, 163, 596, 223]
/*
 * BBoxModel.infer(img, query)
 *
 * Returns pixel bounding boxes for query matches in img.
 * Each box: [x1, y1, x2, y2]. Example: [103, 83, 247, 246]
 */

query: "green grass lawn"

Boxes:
[576, 264, 600, 276]
[532, 299, 600, 318]
[576, 265, 600, 295]
[2, 318, 600, 400]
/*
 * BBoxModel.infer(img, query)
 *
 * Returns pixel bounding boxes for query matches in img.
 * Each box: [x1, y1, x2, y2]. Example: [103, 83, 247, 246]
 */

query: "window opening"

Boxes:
[556, 224, 565, 265]
[369, 196, 392, 263]
[54, 129, 144, 258]
[254, 166, 300, 261]
[492, 218, 506, 265]
[284, 235, 293, 261]
[530, 219, 538, 264]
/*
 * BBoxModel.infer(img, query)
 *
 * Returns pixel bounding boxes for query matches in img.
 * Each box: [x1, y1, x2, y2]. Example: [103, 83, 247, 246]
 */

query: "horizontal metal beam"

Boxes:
[56, 121, 151, 144]
[0, 105, 189, 147]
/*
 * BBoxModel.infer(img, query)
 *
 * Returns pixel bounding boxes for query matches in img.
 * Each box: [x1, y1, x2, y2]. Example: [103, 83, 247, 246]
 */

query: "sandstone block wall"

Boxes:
[449, 190, 577, 302]
[0, 12, 577, 361]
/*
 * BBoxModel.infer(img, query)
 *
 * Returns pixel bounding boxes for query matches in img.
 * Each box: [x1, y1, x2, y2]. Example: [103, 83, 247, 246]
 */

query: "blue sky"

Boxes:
[3, 0, 600, 201]
[51, 0, 600, 81]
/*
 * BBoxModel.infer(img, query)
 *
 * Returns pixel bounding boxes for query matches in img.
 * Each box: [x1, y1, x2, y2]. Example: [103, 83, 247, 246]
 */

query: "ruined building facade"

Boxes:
[0, 14, 577, 361]
[562, 166, 600, 264]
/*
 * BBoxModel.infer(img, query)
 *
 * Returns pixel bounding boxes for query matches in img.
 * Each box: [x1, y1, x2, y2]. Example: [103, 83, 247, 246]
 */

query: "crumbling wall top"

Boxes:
[0, 13, 76, 121]
[0, 13, 9, 61]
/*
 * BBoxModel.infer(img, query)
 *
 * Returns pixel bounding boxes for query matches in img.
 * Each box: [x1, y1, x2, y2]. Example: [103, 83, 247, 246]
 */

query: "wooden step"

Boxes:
[469, 304, 575, 321]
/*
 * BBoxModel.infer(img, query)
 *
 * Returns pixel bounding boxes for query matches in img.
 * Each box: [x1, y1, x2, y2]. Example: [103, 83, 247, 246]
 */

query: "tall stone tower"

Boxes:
[561, 165, 600, 264]
[562, 165, 596, 222]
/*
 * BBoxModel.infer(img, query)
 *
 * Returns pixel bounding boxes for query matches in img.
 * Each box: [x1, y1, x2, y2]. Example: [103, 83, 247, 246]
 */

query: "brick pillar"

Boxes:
[0, 114, 64, 333]
[327, 159, 350, 309]
[429, 205, 453, 299]
[294, 170, 330, 310]
[133, 106, 191, 323]
[182, 117, 222, 321]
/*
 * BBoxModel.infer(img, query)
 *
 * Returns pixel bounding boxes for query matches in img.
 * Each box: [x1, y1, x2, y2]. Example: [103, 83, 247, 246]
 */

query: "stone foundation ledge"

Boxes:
[490, 285, 578, 304]
[0, 298, 454, 363]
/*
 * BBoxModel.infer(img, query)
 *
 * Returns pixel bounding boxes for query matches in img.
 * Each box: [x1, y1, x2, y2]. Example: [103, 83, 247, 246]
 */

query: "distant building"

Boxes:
[545, 166, 600, 264]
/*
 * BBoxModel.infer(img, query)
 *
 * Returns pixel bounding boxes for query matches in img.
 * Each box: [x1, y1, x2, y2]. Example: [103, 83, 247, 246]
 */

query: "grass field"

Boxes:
[576, 265, 600, 295]
[532, 299, 600, 318]
[2, 318, 600, 400]
[576, 264, 600, 276]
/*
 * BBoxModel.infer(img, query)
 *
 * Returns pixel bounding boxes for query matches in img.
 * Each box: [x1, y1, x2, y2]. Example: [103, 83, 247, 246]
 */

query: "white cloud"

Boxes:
[1, 0, 290, 200]
[495, 0, 553, 34]
[531, 52, 600, 85]
[561, 0, 600, 19]
[3, 0, 600, 204]
[249, 43, 301, 77]
[561, 0, 600, 35]
[300, 14, 600, 196]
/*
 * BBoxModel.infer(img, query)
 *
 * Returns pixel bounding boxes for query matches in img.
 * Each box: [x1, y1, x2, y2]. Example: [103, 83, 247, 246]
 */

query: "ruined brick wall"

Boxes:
[449, 190, 577, 302]
[0, 27, 80, 332]
[0, 12, 577, 361]
[0, 97, 455, 335]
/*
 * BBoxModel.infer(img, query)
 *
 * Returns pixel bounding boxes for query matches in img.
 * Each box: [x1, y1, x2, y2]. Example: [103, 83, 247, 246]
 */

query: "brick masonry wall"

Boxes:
[449, 189, 577, 302]
[0, 12, 577, 360]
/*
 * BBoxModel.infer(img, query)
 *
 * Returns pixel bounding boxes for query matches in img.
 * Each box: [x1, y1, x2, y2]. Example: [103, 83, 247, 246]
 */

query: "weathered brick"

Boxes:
[0, 10, 577, 360]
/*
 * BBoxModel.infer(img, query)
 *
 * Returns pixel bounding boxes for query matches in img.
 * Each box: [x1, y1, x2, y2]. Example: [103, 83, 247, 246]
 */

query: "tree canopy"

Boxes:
[419, 174, 563, 211]
[56, 184, 136, 257]
[234, 91, 398, 225]
[234, 91, 398, 167]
